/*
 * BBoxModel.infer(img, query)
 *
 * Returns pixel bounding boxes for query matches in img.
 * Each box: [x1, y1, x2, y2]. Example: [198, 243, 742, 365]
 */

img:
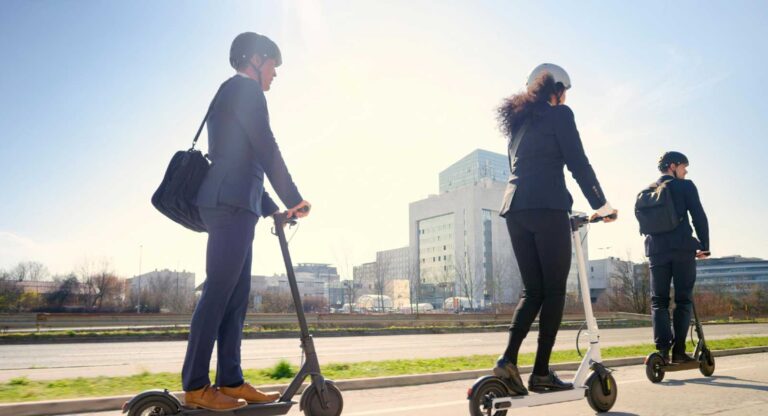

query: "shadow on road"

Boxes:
[661, 375, 768, 393]
[599, 412, 640, 416]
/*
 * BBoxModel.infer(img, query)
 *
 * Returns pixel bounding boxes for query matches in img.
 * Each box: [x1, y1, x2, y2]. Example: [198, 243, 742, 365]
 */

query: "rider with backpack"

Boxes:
[635, 151, 710, 364]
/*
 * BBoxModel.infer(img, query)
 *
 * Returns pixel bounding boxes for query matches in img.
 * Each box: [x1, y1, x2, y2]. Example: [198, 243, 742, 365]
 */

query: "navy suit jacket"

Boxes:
[500, 103, 607, 216]
[644, 175, 709, 256]
[196, 75, 302, 217]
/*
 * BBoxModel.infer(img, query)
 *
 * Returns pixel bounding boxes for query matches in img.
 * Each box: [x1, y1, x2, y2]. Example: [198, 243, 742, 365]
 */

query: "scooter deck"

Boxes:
[660, 360, 700, 372]
[493, 387, 586, 409]
[180, 401, 295, 416]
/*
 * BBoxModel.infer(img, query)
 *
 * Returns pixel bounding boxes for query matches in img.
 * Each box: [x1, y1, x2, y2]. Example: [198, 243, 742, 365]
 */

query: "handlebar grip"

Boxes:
[589, 213, 617, 223]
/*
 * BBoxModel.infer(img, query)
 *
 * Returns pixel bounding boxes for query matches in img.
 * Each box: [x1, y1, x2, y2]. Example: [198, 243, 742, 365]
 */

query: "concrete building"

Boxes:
[376, 246, 411, 282]
[385, 279, 411, 309]
[696, 256, 768, 291]
[353, 262, 377, 296]
[127, 269, 196, 299]
[439, 149, 510, 194]
[127, 269, 196, 312]
[588, 256, 632, 302]
[409, 149, 519, 309]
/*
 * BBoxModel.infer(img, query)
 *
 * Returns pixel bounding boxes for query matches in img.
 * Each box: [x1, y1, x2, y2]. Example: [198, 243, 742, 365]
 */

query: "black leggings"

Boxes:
[503, 209, 572, 376]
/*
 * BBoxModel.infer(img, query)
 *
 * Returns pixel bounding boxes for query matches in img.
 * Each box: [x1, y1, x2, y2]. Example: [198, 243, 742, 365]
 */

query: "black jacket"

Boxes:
[196, 75, 302, 216]
[645, 175, 709, 256]
[500, 103, 607, 216]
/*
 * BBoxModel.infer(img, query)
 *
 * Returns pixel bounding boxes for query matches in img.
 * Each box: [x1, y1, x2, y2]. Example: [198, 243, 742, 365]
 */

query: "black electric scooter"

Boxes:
[644, 302, 715, 383]
[122, 210, 343, 416]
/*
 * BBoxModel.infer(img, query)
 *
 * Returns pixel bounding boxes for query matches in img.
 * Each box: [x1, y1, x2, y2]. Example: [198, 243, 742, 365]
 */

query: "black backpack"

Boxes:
[151, 80, 229, 233]
[634, 179, 681, 235]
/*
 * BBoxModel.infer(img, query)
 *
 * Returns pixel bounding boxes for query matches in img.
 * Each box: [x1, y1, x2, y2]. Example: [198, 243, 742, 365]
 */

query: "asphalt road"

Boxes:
[72, 352, 768, 416]
[1, 324, 766, 382]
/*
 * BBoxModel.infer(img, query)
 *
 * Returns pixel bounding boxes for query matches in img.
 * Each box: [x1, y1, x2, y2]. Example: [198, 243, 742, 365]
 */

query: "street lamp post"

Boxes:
[137, 244, 143, 314]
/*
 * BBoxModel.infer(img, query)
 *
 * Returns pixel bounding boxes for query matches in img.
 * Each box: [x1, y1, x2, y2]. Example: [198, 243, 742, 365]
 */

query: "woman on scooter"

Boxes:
[646, 151, 710, 364]
[495, 64, 617, 395]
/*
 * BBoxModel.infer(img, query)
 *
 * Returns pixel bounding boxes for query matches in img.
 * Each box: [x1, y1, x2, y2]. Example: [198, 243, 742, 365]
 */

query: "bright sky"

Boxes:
[2, 0, 767, 284]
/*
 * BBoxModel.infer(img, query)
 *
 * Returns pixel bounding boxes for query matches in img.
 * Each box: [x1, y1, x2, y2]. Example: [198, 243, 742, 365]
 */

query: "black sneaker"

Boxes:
[493, 356, 528, 396]
[528, 369, 574, 392]
[671, 352, 696, 364]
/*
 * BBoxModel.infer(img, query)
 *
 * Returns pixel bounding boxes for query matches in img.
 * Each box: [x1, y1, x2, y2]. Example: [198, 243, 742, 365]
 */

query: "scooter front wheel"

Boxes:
[586, 371, 618, 413]
[127, 396, 179, 416]
[699, 349, 715, 377]
[645, 353, 665, 383]
[302, 381, 343, 416]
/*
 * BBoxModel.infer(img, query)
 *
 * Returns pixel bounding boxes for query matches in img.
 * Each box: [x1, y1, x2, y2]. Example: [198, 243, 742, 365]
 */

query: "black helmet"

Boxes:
[658, 151, 689, 172]
[229, 32, 282, 69]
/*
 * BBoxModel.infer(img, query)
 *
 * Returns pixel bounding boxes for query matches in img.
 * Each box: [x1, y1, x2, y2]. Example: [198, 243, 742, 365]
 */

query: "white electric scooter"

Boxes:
[467, 214, 618, 415]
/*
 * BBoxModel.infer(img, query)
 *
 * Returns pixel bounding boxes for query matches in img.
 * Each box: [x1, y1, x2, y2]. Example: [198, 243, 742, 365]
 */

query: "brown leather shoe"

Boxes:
[184, 385, 247, 411]
[220, 382, 281, 404]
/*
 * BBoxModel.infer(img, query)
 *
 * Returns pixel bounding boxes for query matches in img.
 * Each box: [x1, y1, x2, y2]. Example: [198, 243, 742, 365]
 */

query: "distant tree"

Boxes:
[609, 259, 650, 314]
[45, 275, 80, 309]
[259, 291, 294, 313]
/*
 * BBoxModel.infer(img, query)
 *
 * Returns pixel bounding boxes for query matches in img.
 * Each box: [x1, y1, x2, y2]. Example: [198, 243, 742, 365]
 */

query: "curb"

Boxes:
[2, 346, 766, 416]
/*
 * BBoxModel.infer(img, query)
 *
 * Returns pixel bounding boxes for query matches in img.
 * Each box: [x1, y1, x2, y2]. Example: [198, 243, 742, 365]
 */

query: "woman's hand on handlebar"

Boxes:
[696, 250, 711, 259]
[591, 209, 618, 223]
[286, 200, 312, 220]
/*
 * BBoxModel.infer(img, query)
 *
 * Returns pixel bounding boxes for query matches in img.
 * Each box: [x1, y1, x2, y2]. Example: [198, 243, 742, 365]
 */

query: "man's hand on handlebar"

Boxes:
[286, 200, 312, 220]
[590, 209, 618, 223]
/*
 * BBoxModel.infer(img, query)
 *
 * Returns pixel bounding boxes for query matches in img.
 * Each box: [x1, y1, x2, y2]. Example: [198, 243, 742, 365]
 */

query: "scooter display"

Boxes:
[644, 302, 715, 383]
[122, 210, 343, 416]
[467, 214, 618, 415]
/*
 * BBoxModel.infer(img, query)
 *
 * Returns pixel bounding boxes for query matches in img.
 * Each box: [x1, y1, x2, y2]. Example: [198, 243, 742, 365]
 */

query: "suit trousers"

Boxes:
[649, 249, 697, 352]
[182, 205, 258, 391]
[503, 209, 572, 375]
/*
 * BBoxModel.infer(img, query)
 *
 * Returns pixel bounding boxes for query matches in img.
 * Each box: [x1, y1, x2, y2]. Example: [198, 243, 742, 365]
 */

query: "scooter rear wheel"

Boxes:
[468, 378, 509, 416]
[699, 349, 715, 377]
[645, 353, 665, 383]
[127, 396, 179, 416]
[586, 371, 618, 413]
[302, 382, 343, 416]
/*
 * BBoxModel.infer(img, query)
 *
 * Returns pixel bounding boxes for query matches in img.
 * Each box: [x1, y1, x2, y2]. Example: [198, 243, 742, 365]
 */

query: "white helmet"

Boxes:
[526, 63, 571, 90]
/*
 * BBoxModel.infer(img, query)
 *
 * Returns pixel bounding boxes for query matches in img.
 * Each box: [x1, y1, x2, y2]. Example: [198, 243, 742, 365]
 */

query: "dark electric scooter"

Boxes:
[467, 214, 619, 416]
[122, 209, 343, 416]
[644, 302, 715, 383]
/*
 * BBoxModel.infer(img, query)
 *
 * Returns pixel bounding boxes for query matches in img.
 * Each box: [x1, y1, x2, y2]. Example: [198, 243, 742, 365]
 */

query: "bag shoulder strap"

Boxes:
[190, 78, 233, 150]
[508, 118, 532, 166]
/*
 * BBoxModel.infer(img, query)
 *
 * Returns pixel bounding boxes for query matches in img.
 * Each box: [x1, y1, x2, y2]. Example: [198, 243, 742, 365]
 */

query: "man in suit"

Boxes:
[646, 151, 709, 365]
[181, 32, 311, 411]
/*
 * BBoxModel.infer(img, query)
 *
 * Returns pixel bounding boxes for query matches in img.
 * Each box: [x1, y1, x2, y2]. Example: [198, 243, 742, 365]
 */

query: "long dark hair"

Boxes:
[497, 72, 565, 138]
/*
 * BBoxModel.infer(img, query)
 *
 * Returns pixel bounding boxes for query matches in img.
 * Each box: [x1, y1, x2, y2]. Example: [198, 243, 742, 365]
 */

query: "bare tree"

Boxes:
[374, 257, 390, 312]
[259, 291, 294, 313]
[10, 261, 49, 282]
[0, 268, 23, 312]
[490, 255, 520, 313]
[608, 259, 650, 314]
[454, 255, 482, 311]
[333, 252, 357, 313]
[408, 257, 422, 315]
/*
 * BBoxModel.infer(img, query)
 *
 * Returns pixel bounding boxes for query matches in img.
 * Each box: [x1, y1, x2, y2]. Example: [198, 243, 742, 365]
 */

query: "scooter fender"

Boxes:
[299, 379, 336, 412]
[467, 375, 515, 399]
[121, 389, 182, 414]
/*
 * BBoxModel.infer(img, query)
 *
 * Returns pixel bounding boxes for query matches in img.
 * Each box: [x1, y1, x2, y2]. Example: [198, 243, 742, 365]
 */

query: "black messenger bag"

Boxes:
[151, 81, 228, 232]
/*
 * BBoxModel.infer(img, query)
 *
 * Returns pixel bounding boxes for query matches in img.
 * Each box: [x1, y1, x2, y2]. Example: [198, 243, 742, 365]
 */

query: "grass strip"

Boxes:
[1, 336, 766, 403]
